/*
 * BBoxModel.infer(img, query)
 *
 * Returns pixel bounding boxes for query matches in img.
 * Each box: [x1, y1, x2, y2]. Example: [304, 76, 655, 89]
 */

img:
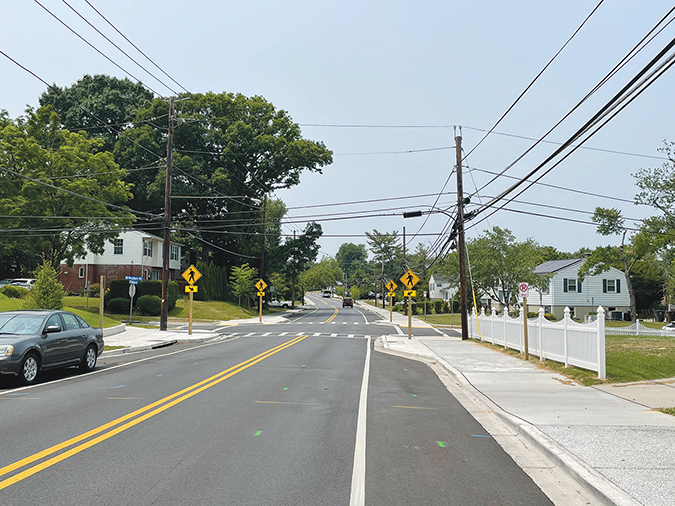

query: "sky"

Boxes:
[2, 1, 674, 263]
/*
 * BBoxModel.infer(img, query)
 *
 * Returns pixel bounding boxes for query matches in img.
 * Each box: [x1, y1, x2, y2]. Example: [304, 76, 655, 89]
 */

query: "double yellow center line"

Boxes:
[325, 307, 339, 323]
[0, 334, 308, 490]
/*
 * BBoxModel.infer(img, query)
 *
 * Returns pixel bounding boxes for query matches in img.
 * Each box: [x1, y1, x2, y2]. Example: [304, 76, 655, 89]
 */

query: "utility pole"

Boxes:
[259, 195, 267, 281]
[160, 97, 174, 331]
[456, 128, 469, 340]
[403, 226, 406, 270]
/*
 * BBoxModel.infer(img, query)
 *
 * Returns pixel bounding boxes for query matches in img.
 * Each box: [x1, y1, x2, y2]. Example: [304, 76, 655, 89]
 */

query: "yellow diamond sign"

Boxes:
[400, 269, 419, 289]
[182, 265, 202, 285]
[385, 280, 398, 292]
[255, 279, 267, 292]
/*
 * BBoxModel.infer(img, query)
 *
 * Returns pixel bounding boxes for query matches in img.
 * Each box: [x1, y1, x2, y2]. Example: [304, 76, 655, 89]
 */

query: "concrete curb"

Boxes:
[103, 324, 125, 337]
[375, 336, 640, 506]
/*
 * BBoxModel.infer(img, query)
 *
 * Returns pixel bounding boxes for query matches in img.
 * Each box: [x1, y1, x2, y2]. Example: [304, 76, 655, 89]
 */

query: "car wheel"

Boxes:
[282, 304, 288, 309]
[80, 345, 97, 373]
[20, 353, 39, 385]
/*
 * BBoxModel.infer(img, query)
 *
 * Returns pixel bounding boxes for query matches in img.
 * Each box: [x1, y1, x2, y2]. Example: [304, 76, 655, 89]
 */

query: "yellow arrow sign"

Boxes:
[255, 279, 267, 292]
[185, 285, 198, 293]
[181, 265, 202, 285]
[385, 280, 398, 292]
[257, 291, 265, 297]
[404, 290, 416, 297]
[387, 291, 395, 298]
[400, 269, 420, 289]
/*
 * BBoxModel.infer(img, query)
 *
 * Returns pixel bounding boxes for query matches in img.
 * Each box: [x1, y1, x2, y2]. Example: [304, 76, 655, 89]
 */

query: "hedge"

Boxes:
[137, 295, 162, 316]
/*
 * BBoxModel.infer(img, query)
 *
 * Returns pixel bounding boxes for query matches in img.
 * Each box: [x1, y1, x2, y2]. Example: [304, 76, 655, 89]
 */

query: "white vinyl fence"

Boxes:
[467, 306, 606, 379]
[605, 321, 675, 337]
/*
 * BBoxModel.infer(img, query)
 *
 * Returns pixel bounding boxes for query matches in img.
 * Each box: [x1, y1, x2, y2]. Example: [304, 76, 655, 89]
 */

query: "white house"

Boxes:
[428, 274, 456, 301]
[60, 230, 183, 293]
[532, 258, 630, 320]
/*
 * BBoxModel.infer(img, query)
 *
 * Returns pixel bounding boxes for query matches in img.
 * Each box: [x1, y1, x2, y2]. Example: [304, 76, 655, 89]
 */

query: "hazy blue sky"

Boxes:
[2, 1, 674, 260]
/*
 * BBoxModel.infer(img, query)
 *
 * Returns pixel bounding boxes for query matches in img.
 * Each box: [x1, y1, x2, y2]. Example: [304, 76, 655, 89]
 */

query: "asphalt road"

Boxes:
[0, 295, 552, 505]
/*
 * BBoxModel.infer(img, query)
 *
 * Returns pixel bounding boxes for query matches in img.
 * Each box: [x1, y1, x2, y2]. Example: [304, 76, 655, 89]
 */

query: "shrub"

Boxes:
[527, 312, 539, 318]
[137, 295, 161, 316]
[544, 313, 557, 321]
[442, 301, 449, 313]
[88, 283, 101, 298]
[434, 300, 443, 314]
[107, 297, 130, 314]
[1, 285, 29, 299]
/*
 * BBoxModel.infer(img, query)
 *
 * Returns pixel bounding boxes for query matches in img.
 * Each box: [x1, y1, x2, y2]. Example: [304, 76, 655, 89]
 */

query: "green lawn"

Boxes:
[0, 297, 120, 328]
[473, 333, 675, 386]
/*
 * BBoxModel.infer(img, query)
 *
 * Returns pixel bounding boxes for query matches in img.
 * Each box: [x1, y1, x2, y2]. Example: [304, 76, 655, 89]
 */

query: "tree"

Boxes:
[114, 92, 333, 269]
[0, 106, 134, 269]
[229, 263, 258, 307]
[441, 227, 548, 311]
[282, 222, 323, 306]
[578, 207, 658, 322]
[335, 243, 368, 279]
[365, 230, 402, 307]
[23, 260, 65, 310]
[299, 257, 343, 291]
[39, 74, 155, 153]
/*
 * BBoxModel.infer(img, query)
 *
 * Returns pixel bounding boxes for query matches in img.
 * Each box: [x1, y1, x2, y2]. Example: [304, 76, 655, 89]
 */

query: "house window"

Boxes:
[143, 240, 153, 257]
[170, 244, 179, 261]
[151, 270, 160, 280]
[603, 279, 621, 293]
[78, 267, 85, 278]
[113, 239, 123, 255]
[563, 278, 582, 293]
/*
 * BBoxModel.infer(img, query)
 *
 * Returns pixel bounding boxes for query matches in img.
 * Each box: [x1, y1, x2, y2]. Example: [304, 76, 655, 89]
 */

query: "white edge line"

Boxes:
[349, 337, 371, 506]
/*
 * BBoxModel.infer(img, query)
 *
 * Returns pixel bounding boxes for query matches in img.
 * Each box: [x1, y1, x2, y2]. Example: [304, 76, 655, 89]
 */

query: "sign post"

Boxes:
[519, 282, 530, 360]
[400, 269, 420, 340]
[182, 265, 202, 335]
[385, 280, 397, 322]
[99, 275, 105, 330]
[125, 276, 142, 325]
[255, 279, 267, 323]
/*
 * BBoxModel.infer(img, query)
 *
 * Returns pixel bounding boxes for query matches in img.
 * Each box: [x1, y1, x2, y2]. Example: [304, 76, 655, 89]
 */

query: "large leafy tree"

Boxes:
[299, 257, 343, 292]
[365, 230, 403, 307]
[0, 107, 134, 269]
[580, 208, 661, 322]
[442, 227, 548, 311]
[39, 74, 154, 153]
[114, 92, 332, 269]
[282, 222, 323, 306]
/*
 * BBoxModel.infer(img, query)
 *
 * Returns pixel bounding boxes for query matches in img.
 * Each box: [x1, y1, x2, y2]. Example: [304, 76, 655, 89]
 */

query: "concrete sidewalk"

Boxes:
[360, 302, 675, 506]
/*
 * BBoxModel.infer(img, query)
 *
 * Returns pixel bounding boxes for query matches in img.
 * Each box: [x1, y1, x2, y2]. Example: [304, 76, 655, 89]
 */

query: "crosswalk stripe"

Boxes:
[244, 332, 255, 337]
[279, 332, 287, 336]
[261, 332, 271, 336]
[331, 333, 337, 337]
[313, 333, 321, 336]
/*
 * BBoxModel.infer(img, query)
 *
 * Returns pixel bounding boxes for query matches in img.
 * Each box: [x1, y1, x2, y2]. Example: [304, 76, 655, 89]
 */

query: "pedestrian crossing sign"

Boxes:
[182, 265, 202, 285]
[255, 279, 267, 292]
[400, 270, 419, 289]
[385, 280, 397, 292]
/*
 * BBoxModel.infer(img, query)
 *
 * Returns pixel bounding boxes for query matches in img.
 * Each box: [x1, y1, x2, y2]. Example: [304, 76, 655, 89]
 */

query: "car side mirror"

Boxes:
[45, 325, 61, 334]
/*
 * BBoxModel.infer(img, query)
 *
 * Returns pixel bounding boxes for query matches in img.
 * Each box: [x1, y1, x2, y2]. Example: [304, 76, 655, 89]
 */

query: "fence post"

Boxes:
[597, 306, 606, 379]
[480, 306, 486, 341]
[503, 308, 508, 347]
[538, 306, 545, 361]
[491, 307, 497, 345]
[519, 306, 524, 353]
[563, 307, 570, 367]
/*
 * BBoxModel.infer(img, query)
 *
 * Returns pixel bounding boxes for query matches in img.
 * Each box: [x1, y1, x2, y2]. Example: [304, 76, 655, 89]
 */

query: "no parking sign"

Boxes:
[518, 282, 529, 298]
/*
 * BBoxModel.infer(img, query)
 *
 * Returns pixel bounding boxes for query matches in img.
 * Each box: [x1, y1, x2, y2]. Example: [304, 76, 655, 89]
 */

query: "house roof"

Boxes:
[533, 258, 584, 274]
[429, 274, 450, 284]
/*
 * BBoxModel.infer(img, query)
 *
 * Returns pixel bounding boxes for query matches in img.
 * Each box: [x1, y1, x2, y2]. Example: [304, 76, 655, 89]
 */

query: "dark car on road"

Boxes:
[342, 298, 354, 308]
[0, 310, 104, 385]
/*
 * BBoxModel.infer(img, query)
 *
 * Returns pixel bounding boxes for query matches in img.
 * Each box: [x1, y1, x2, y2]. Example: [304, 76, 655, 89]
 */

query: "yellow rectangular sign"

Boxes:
[257, 291, 265, 296]
[400, 270, 419, 289]
[185, 285, 198, 293]
[387, 291, 395, 298]
[182, 265, 202, 285]
[404, 290, 416, 297]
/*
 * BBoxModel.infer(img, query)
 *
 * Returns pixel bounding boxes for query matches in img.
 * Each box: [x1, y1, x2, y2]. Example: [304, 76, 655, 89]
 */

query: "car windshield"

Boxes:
[0, 314, 45, 335]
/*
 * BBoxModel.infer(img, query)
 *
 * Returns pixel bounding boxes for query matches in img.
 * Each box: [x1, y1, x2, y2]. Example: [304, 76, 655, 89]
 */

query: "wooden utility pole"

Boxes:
[456, 129, 469, 340]
[259, 195, 267, 280]
[160, 97, 174, 331]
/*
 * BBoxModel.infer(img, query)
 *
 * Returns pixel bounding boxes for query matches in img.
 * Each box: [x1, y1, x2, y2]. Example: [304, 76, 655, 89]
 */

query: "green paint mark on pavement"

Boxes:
[437, 441, 446, 448]
[284, 387, 288, 391]
[302, 365, 306, 368]
[404, 368, 408, 371]
[412, 394, 417, 397]
[254, 431, 262, 436]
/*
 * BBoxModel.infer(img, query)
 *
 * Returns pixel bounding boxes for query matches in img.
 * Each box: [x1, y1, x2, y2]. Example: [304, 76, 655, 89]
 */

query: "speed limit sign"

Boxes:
[518, 282, 529, 298]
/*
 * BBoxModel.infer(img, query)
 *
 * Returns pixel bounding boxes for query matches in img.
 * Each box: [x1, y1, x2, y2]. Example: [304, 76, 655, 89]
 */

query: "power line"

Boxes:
[33, 0, 161, 96]
[60, 0, 180, 94]
[83, 0, 190, 94]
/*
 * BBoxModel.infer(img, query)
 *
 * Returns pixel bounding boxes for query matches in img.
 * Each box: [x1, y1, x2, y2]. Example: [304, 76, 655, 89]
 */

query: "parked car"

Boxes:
[322, 290, 332, 298]
[0, 279, 13, 288]
[342, 298, 354, 308]
[9, 278, 37, 289]
[269, 299, 292, 309]
[663, 322, 675, 332]
[0, 310, 104, 385]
